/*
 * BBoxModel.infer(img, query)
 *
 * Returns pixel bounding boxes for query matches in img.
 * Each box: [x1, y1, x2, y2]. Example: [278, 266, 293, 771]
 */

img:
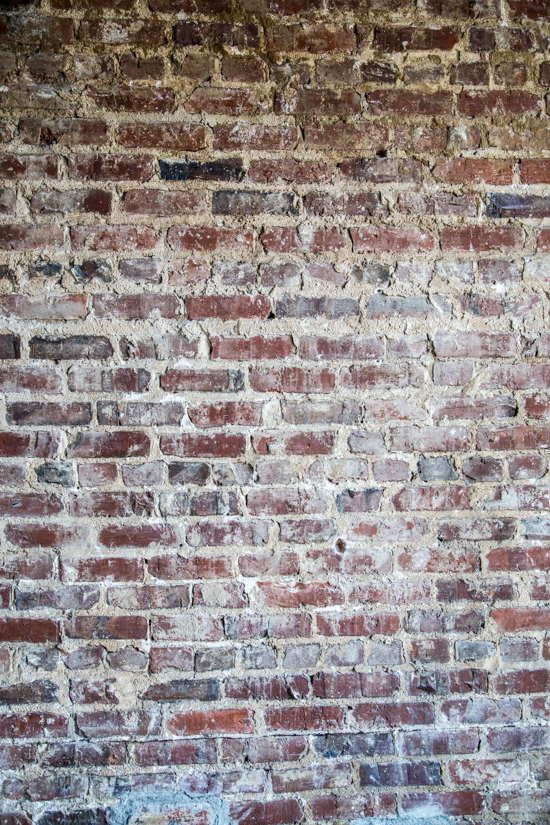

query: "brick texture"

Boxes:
[0, 1, 548, 823]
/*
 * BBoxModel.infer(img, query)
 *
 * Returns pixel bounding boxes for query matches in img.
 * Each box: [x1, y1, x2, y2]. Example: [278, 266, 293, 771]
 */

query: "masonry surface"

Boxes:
[1, 0, 550, 822]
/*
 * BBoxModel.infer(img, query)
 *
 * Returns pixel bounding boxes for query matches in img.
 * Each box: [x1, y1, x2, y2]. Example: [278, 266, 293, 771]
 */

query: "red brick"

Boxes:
[135, 740, 216, 767]
[213, 124, 297, 151]
[88, 86, 175, 114]
[488, 546, 550, 571]
[261, 226, 345, 254]
[353, 702, 434, 727]
[229, 800, 303, 825]
[250, 160, 331, 184]
[7, 402, 91, 426]
[0, 16, 73, 46]
[305, 123, 388, 151]
[522, 159, 550, 183]
[168, 226, 253, 252]
[93, 294, 177, 320]
[393, 486, 470, 511]
[67, 492, 152, 518]
[6, 525, 87, 549]
[317, 613, 399, 636]
[122, 190, 207, 216]
[310, 794, 395, 821]
[0, 224, 64, 250]
[300, 336, 383, 360]
[79, 19, 164, 45]
[66, 616, 147, 640]
[167, 262, 209, 287]
[61, 558, 143, 583]
[268, 23, 354, 52]
[71, 225, 159, 252]
[478, 425, 550, 450]
[492, 791, 550, 816]
[451, 62, 490, 84]
[375, 26, 459, 50]
[185, 88, 268, 115]
[20, 118, 108, 146]
[368, 91, 452, 115]
[0, 294, 86, 321]
[265, 707, 344, 732]
[186, 521, 269, 547]
[351, 227, 434, 253]
[0, 366, 61, 394]
[68, 154, 153, 182]
[0, 153, 56, 179]
[68, 432, 150, 458]
[99, 525, 178, 548]
[257, 582, 343, 607]
[117, 122, 205, 151]
[398, 546, 479, 573]
[459, 90, 539, 116]
[211, 336, 293, 360]
[433, 158, 513, 185]
[276, 89, 361, 116]
[253, 431, 336, 456]
[441, 226, 524, 251]
[250, 367, 335, 394]
[151, 614, 223, 643]
[186, 296, 269, 320]
[0, 618, 59, 643]
[221, 55, 266, 82]
[0, 713, 68, 738]
[438, 518, 515, 542]
[341, 365, 419, 390]
[160, 434, 245, 458]
[492, 608, 550, 631]
[75, 710, 159, 737]
[32, 188, 111, 216]
[0, 555, 53, 580]
[160, 369, 241, 393]
[403, 791, 483, 816]
[167, 709, 253, 736]
[238, 552, 299, 577]
[30, 337, 113, 360]
[0, 493, 62, 517]
[189, 402, 264, 428]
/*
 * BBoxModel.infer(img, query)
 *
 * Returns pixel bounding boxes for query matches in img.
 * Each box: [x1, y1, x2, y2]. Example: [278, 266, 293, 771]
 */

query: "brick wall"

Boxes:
[0, 0, 550, 822]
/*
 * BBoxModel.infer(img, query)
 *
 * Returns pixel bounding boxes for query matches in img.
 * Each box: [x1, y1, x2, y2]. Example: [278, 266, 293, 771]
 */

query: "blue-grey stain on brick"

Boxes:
[360, 760, 441, 787]
[29, 261, 63, 279]
[141, 677, 219, 701]
[159, 159, 243, 181]
[276, 296, 360, 319]
[418, 456, 457, 482]
[353, 818, 451, 825]
[213, 190, 297, 216]
[38, 812, 108, 825]
[487, 193, 550, 218]
[522, 516, 550, 539]
[313, 732, 394, 758]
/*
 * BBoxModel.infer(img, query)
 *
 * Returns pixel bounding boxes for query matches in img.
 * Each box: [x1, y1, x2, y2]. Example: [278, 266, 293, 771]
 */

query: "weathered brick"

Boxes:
[458, 91, 539, 116]
[375, 26, 459, 50]
[87, 86, 175, 114]
[68, 154, 153, 182]
[368, 90, 453, 115]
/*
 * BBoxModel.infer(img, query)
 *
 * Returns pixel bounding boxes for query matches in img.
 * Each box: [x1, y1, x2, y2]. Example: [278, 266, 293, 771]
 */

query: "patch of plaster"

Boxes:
[354, 817, 453, 825]
[109, 793, 228, 825]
